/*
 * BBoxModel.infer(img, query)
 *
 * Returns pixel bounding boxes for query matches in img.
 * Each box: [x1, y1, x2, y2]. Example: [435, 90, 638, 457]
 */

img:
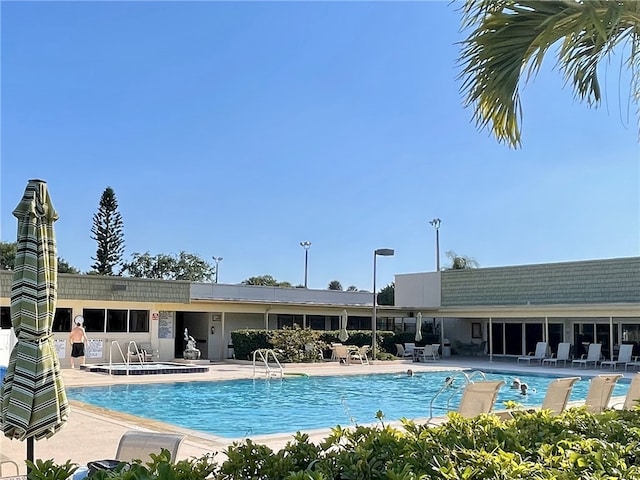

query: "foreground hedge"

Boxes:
[35, 407, 640, 480]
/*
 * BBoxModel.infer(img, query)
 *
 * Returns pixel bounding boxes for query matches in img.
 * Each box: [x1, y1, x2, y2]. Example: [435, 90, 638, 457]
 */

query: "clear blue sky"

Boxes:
[1, 1, 638, 291]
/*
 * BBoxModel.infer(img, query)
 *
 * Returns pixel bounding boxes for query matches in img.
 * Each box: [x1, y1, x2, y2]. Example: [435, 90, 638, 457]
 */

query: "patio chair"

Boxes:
[457, 380, 505, 418]
[395, 343, 411, 358]
[582, 374, 623, 413]
[600, 344, 634, 370]
[333, 344, 351, 365]
[542, 343, 572, 367]
[127, 342, 153, 363]
[350, 345, 370, 365]
[571, 343, 602, 369]
[517, 342, 548, 365]
[538, 376, 581, 414]
[116, 430, 185, 463]
[419, 344, 440, 362]
[404, 343, 416, 359]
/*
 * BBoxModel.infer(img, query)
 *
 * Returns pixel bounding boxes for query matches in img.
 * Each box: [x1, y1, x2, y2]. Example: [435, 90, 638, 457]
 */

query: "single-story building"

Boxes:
[0, 256, 638, 367]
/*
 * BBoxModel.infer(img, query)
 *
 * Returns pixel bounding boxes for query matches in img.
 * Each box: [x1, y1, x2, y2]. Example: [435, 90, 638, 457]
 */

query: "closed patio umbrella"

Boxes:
[338, 310, 349, 342]
[415, 312, 423, 342]
[0, 179, 69, 465]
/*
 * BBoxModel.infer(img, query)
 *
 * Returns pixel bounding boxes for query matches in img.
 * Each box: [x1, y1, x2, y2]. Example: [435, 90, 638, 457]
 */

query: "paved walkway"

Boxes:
[0, 358, 635, 475]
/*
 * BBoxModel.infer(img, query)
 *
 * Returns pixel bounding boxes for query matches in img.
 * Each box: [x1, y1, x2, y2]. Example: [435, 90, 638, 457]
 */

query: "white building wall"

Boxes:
[395, 272, 441, 308]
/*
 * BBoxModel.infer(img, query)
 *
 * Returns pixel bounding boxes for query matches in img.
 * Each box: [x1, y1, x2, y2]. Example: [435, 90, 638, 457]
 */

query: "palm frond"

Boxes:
[458, 0, 640, 148]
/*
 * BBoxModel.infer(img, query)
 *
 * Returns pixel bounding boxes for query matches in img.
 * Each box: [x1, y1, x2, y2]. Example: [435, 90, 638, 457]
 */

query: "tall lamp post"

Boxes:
[212, 256, 223, 283]
[300, 241, 311, 288]
[372, 248, 394, 360]
[429, 218, 441, 271]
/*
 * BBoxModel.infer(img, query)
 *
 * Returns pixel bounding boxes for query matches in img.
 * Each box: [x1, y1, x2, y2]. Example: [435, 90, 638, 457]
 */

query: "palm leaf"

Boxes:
[458, 0, 640, 148]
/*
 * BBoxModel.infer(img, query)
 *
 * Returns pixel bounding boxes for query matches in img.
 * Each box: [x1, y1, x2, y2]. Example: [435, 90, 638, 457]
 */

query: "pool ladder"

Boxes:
[252, 349, 284, 379]
[428, 370, 488, 418]
[108, 340, 148, 376]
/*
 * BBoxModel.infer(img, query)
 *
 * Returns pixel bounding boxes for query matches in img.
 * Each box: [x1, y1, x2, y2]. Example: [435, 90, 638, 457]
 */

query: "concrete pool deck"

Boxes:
[0, 357, 636, 474]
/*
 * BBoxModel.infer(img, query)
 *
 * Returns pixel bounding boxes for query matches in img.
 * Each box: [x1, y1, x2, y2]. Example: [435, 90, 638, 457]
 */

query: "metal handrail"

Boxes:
[109, 340, 128, 376]
[252, 349, 284, 379]
[127, 341, 148, 368]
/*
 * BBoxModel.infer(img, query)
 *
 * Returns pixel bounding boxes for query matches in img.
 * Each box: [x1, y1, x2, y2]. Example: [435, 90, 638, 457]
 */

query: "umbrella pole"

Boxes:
[27, 437, 34, 470]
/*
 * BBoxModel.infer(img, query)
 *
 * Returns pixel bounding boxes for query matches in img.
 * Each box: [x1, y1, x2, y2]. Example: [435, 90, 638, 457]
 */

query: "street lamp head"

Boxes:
[429, 218, 441, 230]
[374, 248, 394, 256]
[300, 241, 311, 249]
[212, 256, 223, 262]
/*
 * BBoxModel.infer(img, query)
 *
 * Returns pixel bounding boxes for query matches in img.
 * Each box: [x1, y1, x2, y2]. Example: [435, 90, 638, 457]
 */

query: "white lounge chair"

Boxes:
[621, 373, 640, 410]
[457, 380, 505, 418]
[116, 430, 185, 463]
[517, 342, 548, 365]
[539, 376, 581, 414]
[624, 349, 640, 371]
[583, 374, 623, 413]
[571, 343, 602, 369]
[542, 343, 572, 367]
[601, 344, 634, 370]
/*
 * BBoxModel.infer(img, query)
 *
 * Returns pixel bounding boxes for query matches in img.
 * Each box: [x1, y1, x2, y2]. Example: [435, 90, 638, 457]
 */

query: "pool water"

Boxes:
[67, 370, 630, 438]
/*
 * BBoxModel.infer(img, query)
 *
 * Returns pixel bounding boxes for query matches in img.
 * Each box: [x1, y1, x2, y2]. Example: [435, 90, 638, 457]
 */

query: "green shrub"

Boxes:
[30, 409, 640, 480]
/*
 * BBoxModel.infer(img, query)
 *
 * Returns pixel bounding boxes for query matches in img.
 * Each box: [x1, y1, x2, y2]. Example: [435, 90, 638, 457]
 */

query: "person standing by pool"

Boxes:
[69, 316, 88, 369]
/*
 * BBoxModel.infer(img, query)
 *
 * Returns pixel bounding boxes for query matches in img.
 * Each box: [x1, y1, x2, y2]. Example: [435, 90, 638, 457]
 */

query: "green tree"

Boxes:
[445, 250, 480, 270]
[90, 187, 125, 275]
[58, 258, 80, 274]
[377, 282, 395, 306]
[242, 275, 291, 287]
[346, 285, 358, 292]
[1, 241, 80, 273]
[122, 251, 214, 281]
[0, 241, 17, 270]
[459, 0, 639, 148]
[328, 280, 343, 291]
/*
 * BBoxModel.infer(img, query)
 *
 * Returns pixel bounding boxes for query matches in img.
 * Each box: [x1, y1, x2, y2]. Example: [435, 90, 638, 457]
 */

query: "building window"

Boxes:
[53, 308, 72, 332]
[307, 316, 326, 330]
[107, 309, 128, 332]
[0, 307, 10, 329]
[83, 309, 105, 333]
[129, 310, 149, 333]
[276, 314, 303, 329]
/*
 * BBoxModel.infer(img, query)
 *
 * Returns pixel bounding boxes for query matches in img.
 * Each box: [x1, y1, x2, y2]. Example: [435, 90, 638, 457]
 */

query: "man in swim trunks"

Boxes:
[69, 318, 88, 369]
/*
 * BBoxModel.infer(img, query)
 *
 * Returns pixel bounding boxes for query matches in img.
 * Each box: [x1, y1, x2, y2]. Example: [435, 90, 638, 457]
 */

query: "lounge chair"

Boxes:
[116, 430, 185, 463]
[625, 355, 640, 372]
[457, 380, 505, 418]
[517, 342, 548, 365]
[622, 373, 640, 410]
[601, 344, 634, 370]
[583, 374, 623, 413]
[539, 376, 581, 414]
[542, 343, 572, 367]
[571, 343, 602, 369]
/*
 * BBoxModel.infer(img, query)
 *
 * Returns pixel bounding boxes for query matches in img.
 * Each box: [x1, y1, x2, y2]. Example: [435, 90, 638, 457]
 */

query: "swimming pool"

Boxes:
[67, 370, 630, 438]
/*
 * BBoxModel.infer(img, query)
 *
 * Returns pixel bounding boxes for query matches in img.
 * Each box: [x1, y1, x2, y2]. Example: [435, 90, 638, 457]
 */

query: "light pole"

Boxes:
[300, 241, 311, 288]
[212, 256, 223, 283]
[372, 248, 394, 360]
[429, 218, 441, 271]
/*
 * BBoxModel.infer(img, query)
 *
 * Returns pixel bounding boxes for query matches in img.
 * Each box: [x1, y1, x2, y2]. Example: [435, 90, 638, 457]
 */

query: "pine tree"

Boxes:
[91, 187, 125, 275]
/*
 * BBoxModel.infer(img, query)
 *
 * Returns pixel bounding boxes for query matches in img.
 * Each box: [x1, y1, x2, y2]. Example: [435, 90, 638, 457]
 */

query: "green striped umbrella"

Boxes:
[0, 179, 69, 464]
